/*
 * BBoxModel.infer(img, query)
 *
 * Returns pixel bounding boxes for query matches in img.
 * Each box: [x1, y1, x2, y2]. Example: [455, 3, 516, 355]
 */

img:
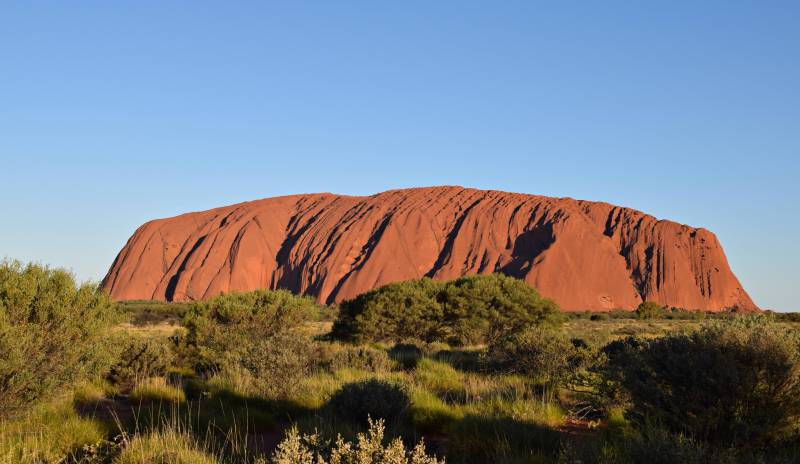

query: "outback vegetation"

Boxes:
[332, 274, 560, 345]
[2, 259, 800, 463]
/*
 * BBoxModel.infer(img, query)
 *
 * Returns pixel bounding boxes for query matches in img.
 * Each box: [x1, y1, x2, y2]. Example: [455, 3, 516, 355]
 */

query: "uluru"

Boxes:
[102, 186, 757, 312]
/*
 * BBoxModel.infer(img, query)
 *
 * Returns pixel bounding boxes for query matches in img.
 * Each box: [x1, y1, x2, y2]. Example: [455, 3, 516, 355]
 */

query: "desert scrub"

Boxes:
[0, 396, 111, 463]
[272, 417, 443, 464]
[486, 326, 593, 402]
[333, 274, 560, 345]
[108, 334, 174, 388]
[0, 260, 119, 418]
[389, 343, 424, 370]
[602, 316, 800, 447]
[328, 379, 410, 423]
[179, 290, 321, 399]
[315, 343, 391, 373]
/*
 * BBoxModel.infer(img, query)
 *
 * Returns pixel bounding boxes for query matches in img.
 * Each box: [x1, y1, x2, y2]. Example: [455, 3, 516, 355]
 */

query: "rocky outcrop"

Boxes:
[102, 187, 757, 311]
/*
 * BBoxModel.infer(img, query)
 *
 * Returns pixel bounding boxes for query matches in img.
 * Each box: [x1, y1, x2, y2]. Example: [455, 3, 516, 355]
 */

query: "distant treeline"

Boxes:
[116, 279, 794, 325]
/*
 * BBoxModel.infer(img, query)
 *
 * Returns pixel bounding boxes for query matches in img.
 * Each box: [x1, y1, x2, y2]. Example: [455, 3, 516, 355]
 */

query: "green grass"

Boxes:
[114, 428, 218, 464]
[409, 387, 463, 432]
[563, 318, 703, 346]
[413, 358, 465, 399]
[73, 379, 119, 406]
[0, 395, 112, 463]
[11, 312, 798, 463]
[131, 377, 187, 404]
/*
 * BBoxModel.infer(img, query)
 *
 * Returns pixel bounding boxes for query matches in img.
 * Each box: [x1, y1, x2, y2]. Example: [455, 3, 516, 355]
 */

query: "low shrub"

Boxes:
[0, 260, 118, 418]
[179, 289, 320, 399]
[272, 417, 443, 464]
[108, 335, 173, 388]
[486, 327, 592, 402]
[117, 300, 188, 326]
[608, 309, 637, 319]
[331, 278, 443, 343]
[635, 301, 664, 319]
[389, 342, 424, 370]
[328, 379, 410, 423]
[602, 317, 800, 447]
[316, 343, 391, 373]
[431, 348, 482, 373]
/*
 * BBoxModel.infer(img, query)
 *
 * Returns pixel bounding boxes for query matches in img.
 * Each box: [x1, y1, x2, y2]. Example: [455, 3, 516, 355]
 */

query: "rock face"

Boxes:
[102, 187, 758, 312]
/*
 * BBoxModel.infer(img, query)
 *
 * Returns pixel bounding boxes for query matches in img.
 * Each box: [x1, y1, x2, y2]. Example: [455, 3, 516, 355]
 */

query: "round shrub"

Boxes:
[0, 260, 118, 417]
[439, 274, 561, 345]
[332, 278, 443, 343]
[108, 335, 173, 387]
[388, 342, 423, 370]
[635, 301, 663, 319]
[329, 379, 410, 423]
[602, 317, 800, 447]
[486, 327, 590, 401]
[333, 274, 560, 346]
[178, 289, 321, 398]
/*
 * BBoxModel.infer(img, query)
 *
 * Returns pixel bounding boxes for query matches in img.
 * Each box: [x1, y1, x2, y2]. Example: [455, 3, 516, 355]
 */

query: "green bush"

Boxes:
[332, 278, 443, 343]
[315, 343, 391, 373]
[635, 301, 663, 319]
[486, 327, 592, 401]
[108, 335, 173, 387]
[333, 274, 560, 345]
[329, 379, 410, 423]
[389, 342, 424, 370]
[178, 289, 321, 398]
[602, 317, 800, 447]
[0, 260, 118, 418]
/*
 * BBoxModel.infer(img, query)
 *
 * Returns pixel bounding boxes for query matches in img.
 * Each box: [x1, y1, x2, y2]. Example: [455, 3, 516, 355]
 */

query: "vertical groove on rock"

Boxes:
[102, 187, 758, 312]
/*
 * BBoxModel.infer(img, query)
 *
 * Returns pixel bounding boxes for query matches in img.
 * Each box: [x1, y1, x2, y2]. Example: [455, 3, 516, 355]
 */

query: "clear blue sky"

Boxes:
[1, 2, 798, 310]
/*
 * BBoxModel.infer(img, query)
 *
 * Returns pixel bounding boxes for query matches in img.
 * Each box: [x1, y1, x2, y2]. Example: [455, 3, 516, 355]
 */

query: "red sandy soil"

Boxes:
[102, 187, 757, 312]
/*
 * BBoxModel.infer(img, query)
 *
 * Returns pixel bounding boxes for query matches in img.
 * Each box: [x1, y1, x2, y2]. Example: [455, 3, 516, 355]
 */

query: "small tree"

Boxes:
[0, 260, 118, 417]
[333, 274, 560, 345]
[438, 274, 561, 345]
[635, 301, 663, 319]
[179, 289, 321, 398]
[329, 379, 410, 423]
[332, 278, 444, 343]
